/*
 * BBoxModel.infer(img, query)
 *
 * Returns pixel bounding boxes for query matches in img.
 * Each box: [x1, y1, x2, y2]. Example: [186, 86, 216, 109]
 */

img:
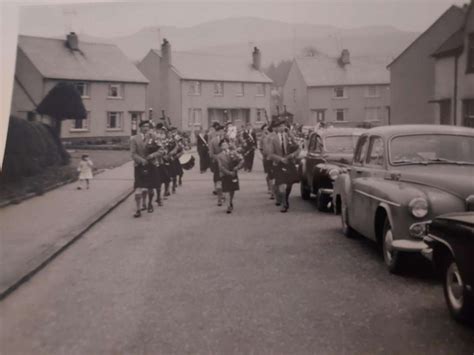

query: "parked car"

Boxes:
[299, 127, 364, 211]
[424, 213, 474, 324]
[333, 125, 474, 273]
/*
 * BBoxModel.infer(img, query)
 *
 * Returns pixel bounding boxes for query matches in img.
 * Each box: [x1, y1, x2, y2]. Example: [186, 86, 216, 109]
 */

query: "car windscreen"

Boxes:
[324, 135, 358, 153]
[390, 134, 474, 165]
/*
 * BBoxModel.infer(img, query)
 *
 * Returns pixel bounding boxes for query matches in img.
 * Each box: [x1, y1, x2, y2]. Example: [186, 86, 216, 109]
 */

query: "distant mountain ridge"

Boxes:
[76, 17, 418, 66]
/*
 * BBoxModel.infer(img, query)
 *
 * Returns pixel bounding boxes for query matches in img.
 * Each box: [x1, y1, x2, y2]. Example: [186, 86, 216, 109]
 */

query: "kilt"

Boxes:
[152, 165, 167, 188]
[174, 159, 184, 176]
[134, 164, 153, 189]
[162, 164, 171, 183]
[164, 161, 176, 179]
[274, 161, 299, 186]
[263, 158, 273, 176]
[222, 174, 240, 192]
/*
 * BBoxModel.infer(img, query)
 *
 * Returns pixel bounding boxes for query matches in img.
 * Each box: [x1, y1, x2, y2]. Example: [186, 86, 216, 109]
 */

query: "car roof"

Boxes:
[313, 127, 366, 137]
[362, 124, 474, 138]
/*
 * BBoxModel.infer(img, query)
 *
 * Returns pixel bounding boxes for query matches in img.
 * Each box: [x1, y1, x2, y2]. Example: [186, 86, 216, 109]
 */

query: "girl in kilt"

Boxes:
[216, 139, 244, 214]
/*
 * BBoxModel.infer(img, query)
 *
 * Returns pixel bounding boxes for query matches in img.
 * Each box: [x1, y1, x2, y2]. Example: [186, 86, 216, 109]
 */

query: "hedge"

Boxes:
[1, 116, 63, 182]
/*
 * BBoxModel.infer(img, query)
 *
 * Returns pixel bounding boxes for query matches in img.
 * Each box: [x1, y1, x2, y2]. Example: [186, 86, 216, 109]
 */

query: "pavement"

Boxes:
[1, 155, 473, 354]
[0, 160, 134, 299]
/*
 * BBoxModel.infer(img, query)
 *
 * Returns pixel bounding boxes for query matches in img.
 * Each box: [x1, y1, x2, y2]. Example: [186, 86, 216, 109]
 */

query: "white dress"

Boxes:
[78, 160, 93, 180]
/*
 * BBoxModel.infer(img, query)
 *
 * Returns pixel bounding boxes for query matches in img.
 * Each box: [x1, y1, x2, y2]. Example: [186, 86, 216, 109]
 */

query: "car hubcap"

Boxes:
[446, 262, 464, 311]
[384, 228, 394, 265]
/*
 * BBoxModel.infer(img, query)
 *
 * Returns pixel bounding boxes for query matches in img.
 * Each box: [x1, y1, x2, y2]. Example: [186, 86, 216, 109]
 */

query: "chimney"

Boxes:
[66, 32, 79, 51]
[252, 47, 261, 70]
[161, 38, 171, 65]
[338, 49, 350, 66]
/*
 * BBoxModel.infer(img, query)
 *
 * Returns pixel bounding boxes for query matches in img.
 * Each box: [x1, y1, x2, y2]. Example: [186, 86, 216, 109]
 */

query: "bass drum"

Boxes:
[179, 155, 195, 170]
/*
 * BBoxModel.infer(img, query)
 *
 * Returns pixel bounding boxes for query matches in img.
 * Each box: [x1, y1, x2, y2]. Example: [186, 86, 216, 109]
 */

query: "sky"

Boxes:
[18, 0, 467, 38]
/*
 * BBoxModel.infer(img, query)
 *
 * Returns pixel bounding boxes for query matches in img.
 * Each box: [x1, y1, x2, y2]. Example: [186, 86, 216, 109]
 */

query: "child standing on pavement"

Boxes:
[77, 154, 93, 190]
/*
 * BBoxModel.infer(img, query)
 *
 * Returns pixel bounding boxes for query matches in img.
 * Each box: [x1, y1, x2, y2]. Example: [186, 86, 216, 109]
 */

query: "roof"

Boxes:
[18, 35, 149, 83]
[387, 5, 466, 68]
[364, 124, 474, 137]
[151, 49, 272, 83]
[432, 27, 465, 58]
[294, 55, 389, 87]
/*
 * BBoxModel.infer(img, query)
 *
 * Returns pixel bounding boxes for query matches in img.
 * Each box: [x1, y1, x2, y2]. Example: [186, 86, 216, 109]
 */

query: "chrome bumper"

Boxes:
[391, 239, 428, 253]
[319, 188, 333, 196]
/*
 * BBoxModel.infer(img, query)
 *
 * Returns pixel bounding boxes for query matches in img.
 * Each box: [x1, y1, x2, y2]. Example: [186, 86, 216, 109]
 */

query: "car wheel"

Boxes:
[443, 257, 474, 323]
[382, 219, 404, 274]
[341, 200, 355, 238]
[316, 191, 330, 212]
[300, 179, 311, 200]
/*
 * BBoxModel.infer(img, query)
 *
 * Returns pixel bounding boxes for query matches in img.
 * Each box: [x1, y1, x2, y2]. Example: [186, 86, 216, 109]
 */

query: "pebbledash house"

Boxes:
[283, 50, 390, 127]
[10, 33, 148, 143]
[137, 39, 272, 134]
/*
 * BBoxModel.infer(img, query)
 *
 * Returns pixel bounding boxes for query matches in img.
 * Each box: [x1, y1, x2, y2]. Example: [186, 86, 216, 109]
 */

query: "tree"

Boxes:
[36, 82, 87, 164]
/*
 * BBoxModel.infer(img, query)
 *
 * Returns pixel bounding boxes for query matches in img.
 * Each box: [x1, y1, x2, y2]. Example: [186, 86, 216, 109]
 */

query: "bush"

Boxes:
[1, 116, 63, 182]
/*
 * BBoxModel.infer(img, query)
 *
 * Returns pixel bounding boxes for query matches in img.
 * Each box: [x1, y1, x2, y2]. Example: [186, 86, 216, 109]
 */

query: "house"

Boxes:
[431, 0, 474, 127]
[283, 50, 390, 127]
[387, 5, 466, 125]
[11, 33, 149, 142]
[137, 40, 273, 133]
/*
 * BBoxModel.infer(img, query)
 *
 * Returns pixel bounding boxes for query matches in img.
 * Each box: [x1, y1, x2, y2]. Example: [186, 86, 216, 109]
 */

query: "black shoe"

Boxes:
[218, 200, 223, 207]
[147, 204, 154, 213]
[157, 200, 163, 207]
[270, 194, 275, 200]
[275, 202, 281, 206]
[226, 207, 232, 214]
[164, 191, 170, 197]
[280, 206, 289, 213]
[212, 191, 217, 195]
[141, 206, 147, 211]
[77, 186, 82, 190]
[134, 210, 141, 218]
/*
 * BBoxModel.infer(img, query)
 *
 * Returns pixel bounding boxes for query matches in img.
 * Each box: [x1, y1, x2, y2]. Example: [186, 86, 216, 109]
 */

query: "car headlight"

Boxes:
[409, 197, 428, 218]
[329, 168, 340, 181]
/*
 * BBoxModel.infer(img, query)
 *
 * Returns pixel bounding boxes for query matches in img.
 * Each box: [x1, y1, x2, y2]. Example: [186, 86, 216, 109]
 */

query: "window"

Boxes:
[214, 82, 223, 96]
[75, 82, 89, 98]
[311, 109, 325, 123]
[256, 108, 265, 123]
[71, 112, 90, 131]
[366, 136, 384, 167]
[107, 112, 123, 130]
[188, 81, 201, 95]
[335, 109, 346, 122]
[467, 33, 474, 73]
[354, 135, 369, 165]
[365, 107, 381, 122]
[366, 85, 379, 98]
[333, 86, 346, 98]
[236, 83, 244, 96]
[188, 108, 202, 127]
[108, 84, 122, 98]
[464, 100, 474, 128]
[256, 83, 266, 96]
